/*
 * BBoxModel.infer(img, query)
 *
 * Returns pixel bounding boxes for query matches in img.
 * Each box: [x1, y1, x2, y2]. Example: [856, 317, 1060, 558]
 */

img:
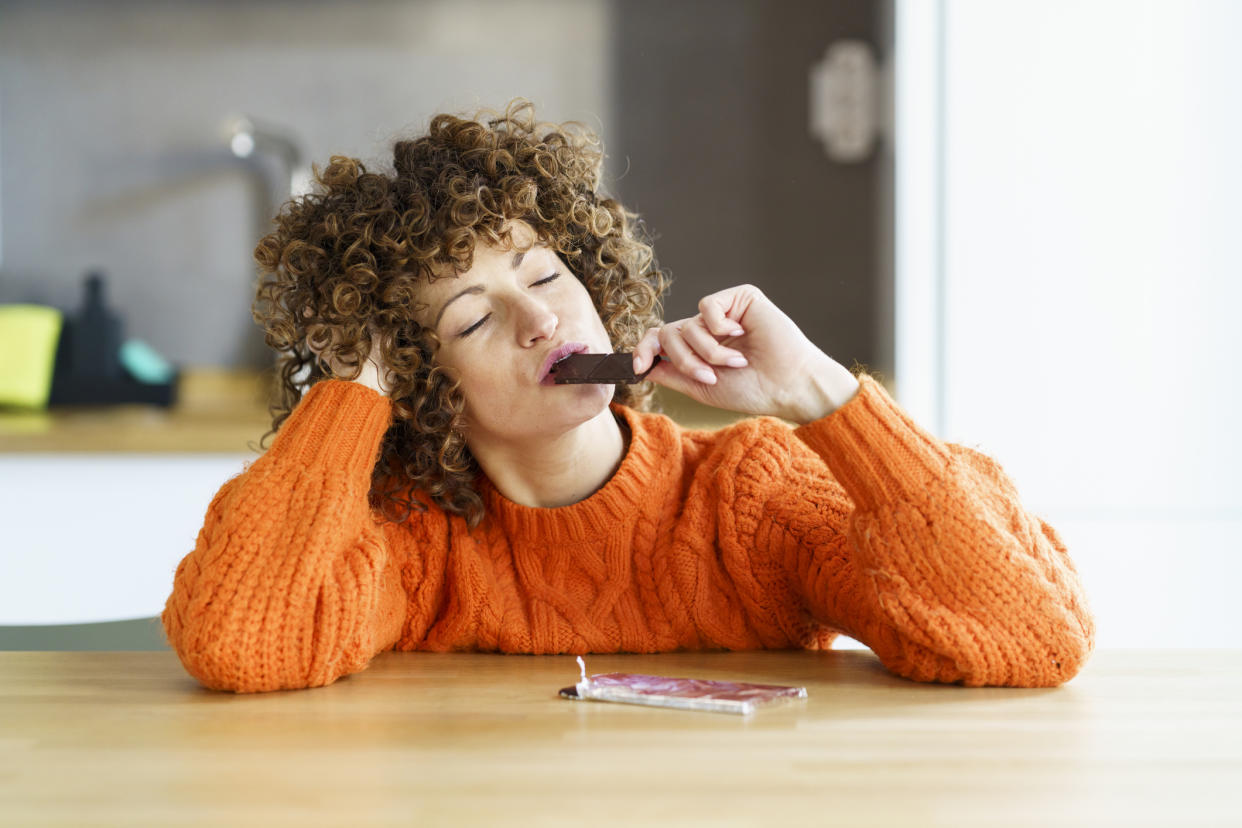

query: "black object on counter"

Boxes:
[48, 270, 179, 408]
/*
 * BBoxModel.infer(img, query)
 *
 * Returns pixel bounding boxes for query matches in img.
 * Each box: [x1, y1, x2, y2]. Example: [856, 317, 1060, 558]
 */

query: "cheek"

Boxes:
[453, 356, 511, 406]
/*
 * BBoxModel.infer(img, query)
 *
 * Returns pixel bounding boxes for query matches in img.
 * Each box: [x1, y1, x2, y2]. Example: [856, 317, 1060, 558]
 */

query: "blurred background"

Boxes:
[1, 0, 1238, 655]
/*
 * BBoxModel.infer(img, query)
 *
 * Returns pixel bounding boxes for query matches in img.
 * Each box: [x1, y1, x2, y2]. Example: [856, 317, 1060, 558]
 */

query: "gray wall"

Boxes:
[610, 0, 892, 376]
[0, 0, 613, 370]
[1, 0, 891, 377]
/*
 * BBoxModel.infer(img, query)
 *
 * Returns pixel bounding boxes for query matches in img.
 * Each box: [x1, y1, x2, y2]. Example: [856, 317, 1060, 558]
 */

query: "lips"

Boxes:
[539, 341, 590, 384]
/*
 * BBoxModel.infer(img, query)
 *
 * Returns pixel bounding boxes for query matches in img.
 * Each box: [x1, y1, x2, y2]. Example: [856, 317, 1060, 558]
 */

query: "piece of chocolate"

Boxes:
[551, 353, 662, 384]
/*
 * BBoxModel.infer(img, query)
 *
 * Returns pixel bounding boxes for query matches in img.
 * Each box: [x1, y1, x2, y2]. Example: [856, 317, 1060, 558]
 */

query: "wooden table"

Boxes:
[2, 650, 1239, 826]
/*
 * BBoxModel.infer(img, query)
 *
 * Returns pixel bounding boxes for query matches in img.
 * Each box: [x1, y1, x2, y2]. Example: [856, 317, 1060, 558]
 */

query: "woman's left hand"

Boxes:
[632, 284, 861, 423]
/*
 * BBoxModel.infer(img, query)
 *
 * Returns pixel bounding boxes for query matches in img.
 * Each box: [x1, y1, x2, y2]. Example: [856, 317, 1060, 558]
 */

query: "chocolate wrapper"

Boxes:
[561, 657, 807, 715]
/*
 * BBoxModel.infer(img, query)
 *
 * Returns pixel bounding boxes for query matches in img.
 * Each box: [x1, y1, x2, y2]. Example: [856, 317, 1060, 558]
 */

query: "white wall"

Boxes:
[895, 0, 1242, 647]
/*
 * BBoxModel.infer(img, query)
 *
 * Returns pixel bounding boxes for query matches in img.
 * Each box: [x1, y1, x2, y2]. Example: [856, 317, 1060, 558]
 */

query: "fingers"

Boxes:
[639, 316, 747, 386]
[680, 316, 747, 368]
[633, 326, 663, 374]
[631, 288, 756, 381]
[659, 323, 716, 385]
[698, 294, 747, 339]
[303, 311, 383, 380]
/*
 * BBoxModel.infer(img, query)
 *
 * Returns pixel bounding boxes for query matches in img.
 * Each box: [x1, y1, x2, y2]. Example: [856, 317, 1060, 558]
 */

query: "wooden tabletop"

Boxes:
[2, 649, 1239, 826]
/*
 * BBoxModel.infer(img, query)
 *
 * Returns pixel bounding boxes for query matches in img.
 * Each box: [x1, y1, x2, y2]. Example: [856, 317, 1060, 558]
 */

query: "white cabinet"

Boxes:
[0, 455, 248, 625]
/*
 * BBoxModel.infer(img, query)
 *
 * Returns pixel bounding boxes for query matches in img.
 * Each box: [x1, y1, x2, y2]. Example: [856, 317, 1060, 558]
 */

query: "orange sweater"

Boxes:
[162, 373, 1096, 693]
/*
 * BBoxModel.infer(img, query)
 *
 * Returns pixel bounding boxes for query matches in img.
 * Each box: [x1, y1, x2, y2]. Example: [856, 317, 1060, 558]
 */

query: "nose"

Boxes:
[516, 295, 558, 345]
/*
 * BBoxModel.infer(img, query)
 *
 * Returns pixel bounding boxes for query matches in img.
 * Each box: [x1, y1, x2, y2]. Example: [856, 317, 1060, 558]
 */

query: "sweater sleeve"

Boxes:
[161, 379, 408, 693]
[764, 373, 1097, 688]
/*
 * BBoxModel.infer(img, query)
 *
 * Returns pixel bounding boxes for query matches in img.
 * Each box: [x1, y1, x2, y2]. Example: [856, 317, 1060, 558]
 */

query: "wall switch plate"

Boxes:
[810, 40, 879, 163]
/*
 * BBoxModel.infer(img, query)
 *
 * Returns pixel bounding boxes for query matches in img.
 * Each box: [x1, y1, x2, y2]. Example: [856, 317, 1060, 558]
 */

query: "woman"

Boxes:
[162, 100, 1095, 693]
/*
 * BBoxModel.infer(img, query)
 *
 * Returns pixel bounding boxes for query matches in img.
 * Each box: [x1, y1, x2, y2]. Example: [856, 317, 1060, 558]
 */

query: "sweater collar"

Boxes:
[478, 401, 674, 542]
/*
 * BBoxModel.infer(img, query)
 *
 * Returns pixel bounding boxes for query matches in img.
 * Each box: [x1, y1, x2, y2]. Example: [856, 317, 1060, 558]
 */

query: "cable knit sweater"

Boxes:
[161, 373, 1096, 693]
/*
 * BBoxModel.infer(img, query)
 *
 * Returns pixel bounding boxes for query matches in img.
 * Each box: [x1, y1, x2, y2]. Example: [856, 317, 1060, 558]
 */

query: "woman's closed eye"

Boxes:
[457, 272, 562, 338]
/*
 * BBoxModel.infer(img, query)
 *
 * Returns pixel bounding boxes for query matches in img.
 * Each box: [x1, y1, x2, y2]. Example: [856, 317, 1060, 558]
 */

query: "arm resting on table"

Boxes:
[768, 375, 1097, 687]
[161, 380, 407, 693]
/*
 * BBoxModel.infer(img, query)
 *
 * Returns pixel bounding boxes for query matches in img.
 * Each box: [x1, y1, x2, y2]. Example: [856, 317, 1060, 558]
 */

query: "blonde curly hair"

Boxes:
[251, 99, 671, 528]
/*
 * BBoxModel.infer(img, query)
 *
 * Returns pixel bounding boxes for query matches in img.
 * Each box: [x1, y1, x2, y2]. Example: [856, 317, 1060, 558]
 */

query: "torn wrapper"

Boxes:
[562, 656, 807, 715]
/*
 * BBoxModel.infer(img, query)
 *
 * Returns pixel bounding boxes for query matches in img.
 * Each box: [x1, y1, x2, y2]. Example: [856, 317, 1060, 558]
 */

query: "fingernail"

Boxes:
[731, 328, 745, 337]
[694, 368, 716, 384]
[726, 356, 748, 367]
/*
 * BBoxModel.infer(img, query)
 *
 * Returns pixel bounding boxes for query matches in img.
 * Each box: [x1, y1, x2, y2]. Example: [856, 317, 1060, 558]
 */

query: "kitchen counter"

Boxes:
[0, 368, 274, 453]
[0, 369, 757, 453]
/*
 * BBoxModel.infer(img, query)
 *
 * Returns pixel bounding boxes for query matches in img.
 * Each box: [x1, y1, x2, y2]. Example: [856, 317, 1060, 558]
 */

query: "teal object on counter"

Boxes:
[119, 339, 175, 384]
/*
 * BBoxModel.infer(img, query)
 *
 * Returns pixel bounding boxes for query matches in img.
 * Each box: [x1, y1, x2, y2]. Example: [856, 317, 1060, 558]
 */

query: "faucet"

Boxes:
[223, 115, 310, 371]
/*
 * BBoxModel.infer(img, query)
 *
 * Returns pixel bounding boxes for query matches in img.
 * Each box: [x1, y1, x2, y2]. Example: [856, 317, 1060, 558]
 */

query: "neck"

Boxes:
[470, 406, 630, 509]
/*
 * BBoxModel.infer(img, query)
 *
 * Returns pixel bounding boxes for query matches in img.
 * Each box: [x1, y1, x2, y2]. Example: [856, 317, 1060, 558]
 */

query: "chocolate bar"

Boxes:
[550, 353, 662, 384]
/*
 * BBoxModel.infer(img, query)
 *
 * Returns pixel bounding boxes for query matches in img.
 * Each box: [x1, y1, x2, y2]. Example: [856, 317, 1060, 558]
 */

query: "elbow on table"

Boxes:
[964, 614, 1098, 689]
[880, 608, 1097, 688]
[166, 634, 323, 694]
[1037, 612, 1097, 687]
[162, 610, 350, 694]
[170, 645, 326, 694]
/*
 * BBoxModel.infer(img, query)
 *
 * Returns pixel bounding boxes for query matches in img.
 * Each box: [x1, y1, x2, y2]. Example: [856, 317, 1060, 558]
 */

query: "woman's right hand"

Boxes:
[304, 313, 395, 397]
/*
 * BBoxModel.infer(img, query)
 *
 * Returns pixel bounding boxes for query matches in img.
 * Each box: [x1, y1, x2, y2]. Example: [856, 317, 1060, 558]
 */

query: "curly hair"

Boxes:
[251, 98, 671, 529]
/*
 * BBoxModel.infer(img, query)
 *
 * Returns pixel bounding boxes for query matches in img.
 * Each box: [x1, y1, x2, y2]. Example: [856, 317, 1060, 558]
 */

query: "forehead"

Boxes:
[414, 221, 542, 321]
[422, 222, 539, 291]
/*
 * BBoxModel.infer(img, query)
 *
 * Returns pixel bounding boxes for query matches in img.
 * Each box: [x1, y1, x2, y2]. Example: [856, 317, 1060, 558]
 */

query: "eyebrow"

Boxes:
[433, 249, 528, 329]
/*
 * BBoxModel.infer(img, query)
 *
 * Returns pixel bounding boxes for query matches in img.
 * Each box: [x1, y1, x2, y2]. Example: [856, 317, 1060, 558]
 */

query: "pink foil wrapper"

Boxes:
[564, 657, 807, 715]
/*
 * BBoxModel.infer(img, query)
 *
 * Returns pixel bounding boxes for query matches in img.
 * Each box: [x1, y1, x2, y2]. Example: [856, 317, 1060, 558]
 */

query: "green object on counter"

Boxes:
[0, 304, 63, 409]
[119, 338, 175, 384]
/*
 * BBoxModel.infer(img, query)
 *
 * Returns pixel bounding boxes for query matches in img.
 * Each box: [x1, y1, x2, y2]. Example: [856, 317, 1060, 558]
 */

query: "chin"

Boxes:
[540, 383, 614, 422]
